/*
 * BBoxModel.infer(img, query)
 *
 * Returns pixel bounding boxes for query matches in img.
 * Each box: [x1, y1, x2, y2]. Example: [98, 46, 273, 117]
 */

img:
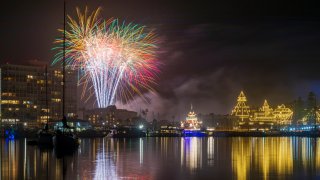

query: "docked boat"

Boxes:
[37, 129, 54, 147]
[53, 130, 79, 150]
[52, 3, 79, 157]
[181, 105, 207, 137]
[53, 116, 79, 154]
[149, 125, 182, 137]
[109, 126, 146, 138]
[4, 127, 15, 139]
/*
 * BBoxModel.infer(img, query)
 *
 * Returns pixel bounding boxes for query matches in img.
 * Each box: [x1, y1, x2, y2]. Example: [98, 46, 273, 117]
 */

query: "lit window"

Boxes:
[3, 77, 13, 81]
[37, 80, 45, 84]
[41, 108, 50, 112]
[23, 101, 32, 104]
[2, 92, 15, 97]
[27, 75, 34, 79]
[52, 98, 61, 102]
[40, 116, 50, 120]
[1, 100, 20, 104]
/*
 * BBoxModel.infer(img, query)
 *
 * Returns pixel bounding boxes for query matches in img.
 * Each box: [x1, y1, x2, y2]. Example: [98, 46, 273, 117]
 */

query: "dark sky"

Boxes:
[1, 0, 320, 119]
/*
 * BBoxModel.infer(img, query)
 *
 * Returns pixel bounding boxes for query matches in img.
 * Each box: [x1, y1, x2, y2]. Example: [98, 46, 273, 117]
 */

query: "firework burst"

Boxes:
[53, 7, 160, 107]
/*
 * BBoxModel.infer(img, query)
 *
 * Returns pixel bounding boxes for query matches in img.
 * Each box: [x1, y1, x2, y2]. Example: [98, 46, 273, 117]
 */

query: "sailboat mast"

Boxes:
[62, 0, 66, 117]
[45, 65, 49, 124]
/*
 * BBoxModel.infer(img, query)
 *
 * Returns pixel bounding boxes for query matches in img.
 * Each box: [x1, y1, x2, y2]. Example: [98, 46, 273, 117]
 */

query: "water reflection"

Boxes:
[180, 137, 203, 172]
[94, 138, 117, 179]
[207, 137, 214, 166]
[1, 139, 58, 179]
[231, 137, 309, 179]
[2, 137, 320, 179]
[140, 138, 143, 165]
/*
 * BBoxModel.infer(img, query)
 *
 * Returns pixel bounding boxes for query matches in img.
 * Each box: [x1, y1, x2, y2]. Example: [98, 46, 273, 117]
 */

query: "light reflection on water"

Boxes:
[232, 137, 294, 180]
[1, 137, 320, 179]
[180, 137, 202, 172]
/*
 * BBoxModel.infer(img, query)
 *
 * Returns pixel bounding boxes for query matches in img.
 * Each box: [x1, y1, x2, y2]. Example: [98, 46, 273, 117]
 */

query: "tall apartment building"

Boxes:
[0, 64, 77, 127]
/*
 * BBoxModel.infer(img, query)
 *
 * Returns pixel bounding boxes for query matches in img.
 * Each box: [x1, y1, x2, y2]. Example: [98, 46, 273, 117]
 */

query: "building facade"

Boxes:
[0, 64, 77, 127]
[198, 113, 236, 130]
[84, 105, 137, 127]
[231, 91, 251, 122]
[231, 91, 293, 130]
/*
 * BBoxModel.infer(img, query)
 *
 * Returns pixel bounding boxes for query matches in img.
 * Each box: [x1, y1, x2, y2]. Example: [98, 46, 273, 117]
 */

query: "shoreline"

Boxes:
[2, 131, 320, 138]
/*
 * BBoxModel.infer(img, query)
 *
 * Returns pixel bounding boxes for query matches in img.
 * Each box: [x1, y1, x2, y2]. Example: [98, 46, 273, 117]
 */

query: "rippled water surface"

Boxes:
[1, 137, 320, 179]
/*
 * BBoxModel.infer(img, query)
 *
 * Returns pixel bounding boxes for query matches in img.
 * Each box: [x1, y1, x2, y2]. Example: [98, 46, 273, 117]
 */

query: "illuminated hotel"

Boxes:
[231, 91, 250, 122]
[231, 91, 293, 129]
[0, 64, 77, 127]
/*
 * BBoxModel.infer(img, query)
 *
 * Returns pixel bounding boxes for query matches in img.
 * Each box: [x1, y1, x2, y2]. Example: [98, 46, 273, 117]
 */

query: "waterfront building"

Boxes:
[249, 100, 293, 128]
[199, 113, 236, 130]
[180, 105, 202, 130]
[154, 125, 181, 136]
[0, 64, 77, 127]
[231, 91, 250, 122]
[273, 104, 294, 125]
[231, 91, 293, 129]
[52, 119, 92, 132]
[250, 100, 275, 123]
[84, 105, 137, 127]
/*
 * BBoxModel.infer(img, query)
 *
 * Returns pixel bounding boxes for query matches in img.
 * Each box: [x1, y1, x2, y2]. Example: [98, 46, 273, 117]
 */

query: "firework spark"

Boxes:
[53, 7, 160, 107]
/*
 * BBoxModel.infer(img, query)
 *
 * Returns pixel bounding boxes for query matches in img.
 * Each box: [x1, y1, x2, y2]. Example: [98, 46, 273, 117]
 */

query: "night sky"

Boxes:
[1, 0, 320, 119]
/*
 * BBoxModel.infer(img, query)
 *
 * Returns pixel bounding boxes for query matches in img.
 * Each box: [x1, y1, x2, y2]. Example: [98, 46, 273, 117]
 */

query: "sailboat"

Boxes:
[52, 116, 79, 151]
[37, 65, 54, 147]
[52, 1, 79, 153]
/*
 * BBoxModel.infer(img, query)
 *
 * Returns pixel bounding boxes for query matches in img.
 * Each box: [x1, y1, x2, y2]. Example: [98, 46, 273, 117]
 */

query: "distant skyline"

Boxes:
[1, 0, 320, 119]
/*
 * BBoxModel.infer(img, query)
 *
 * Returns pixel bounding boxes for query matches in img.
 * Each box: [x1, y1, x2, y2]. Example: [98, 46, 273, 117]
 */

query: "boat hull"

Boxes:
[53, 134, 79, 156]
[182, 129, 207, 137]
[38, 132, 54, 147]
